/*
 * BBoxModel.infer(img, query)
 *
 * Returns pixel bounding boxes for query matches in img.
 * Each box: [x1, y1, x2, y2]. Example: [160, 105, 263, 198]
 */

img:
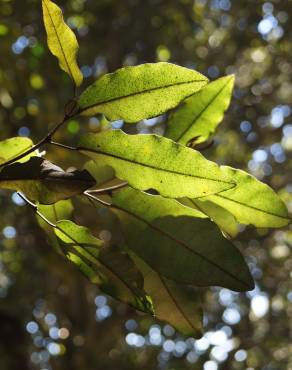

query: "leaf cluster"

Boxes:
[0, 0, 290, 336]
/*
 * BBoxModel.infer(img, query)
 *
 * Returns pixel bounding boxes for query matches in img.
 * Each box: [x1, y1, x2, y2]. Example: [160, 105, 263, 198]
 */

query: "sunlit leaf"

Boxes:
[198, 166, 290, 228]
[42, 0, 83, 86]
[0, 157, 95, 204]
[37, 199, 74, 253]
[133, 255, 203, 336]
[166, 75, 234, 146]
[0, 137, 34, 164]
[78, 62, 208, 122]
[55, 220, 153, 313]
[112, 188, 254, 292]
[78, 130, 235, 199]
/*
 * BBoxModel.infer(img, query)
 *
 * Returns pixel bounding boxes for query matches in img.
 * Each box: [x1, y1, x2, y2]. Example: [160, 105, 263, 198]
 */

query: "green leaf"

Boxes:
[165, 75, 235, 146]
[78, 130, 235, 199]
[133, 255, 203, 337]
[37, 199, 74, 253]
[42, 0, 83, 86]
[55, 220, 153, 313]
[0, 137, 34, 164]
[182, 198, 239, 238]
[112, 188, 254, 292]
[98, 246, 153, 314]
[78, 62, 208, 122]
[199, 166, 290, 228]
[0, 157, 95, 204]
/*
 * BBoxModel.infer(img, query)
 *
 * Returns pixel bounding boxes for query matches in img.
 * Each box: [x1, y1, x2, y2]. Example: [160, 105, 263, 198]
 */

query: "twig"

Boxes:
[17, 192, 56, 228]
[49, 141, 77, 151]
[84, 191, 112, 207]
[0, 98, 81, 170]
[0, 116, 69, 169]
[86, 182, 128, 195]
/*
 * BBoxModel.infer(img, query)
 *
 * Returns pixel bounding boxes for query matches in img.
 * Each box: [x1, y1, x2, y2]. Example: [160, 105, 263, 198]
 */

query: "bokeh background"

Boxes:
[0, 0, 292, 369]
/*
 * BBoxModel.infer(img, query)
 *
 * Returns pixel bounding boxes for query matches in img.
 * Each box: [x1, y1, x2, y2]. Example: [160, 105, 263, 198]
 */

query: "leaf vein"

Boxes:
[79, 79, 207, 113]
[78, 147, 235, 186]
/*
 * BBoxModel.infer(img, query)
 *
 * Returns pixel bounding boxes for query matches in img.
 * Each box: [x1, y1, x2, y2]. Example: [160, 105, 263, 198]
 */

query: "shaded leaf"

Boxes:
[98, 246, 154, 314]
[84, 160, 115, 187]
[0, 137, 34, 164]
[78, 62, 208, 122]
[78, 130, 235, 199]
[42, 0, 83, 86]
[166, 75, 234, 146]
[0, 157, 95, 204]
[199, 166, 290, 228]
[133, 255, 203, 337]
[55, 220, 153, 313]
[112, 188, 254, 292]
[182, 198, 239, 238]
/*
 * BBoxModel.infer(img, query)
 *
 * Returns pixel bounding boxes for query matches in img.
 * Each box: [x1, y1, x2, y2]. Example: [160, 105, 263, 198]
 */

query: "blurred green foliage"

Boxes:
[0, 0, 291, 369]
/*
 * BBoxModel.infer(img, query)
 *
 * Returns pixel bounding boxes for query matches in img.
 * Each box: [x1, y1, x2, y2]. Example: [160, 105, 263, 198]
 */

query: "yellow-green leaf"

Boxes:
[42, 0, 83, 86]
[37, 199, 74, 253]
[78, 130, 236, 199]
[78, 62, 208, 122]
[165, 75, 234, 146]
[0, 137, 34, 164]
[199, 166, 290, 228]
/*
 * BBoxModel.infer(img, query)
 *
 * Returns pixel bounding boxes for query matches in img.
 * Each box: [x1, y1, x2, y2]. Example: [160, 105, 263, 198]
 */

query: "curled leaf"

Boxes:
[0, 157, 95, 204]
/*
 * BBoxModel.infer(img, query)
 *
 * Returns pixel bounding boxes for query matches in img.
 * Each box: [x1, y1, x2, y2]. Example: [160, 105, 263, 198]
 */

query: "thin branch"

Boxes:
[0, 98, 81, 170]
[49, 141, 77, 151]
[84, 191, 112, 207]
[0, 116, 69, 169]
[17, 192, 37, 210]
[17, 192, 56, 228]
[86, 182, 128, 195]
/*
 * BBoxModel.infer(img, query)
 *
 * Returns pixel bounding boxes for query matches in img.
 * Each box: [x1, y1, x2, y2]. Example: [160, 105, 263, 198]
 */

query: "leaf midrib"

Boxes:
[159, 274, 199, 332]
[174, 76, 233, 142]
[212, 193, 290, 221]
[43, 0, 74, 82]
[78, 146, 235, 188]
[79, 79, 207, 113]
